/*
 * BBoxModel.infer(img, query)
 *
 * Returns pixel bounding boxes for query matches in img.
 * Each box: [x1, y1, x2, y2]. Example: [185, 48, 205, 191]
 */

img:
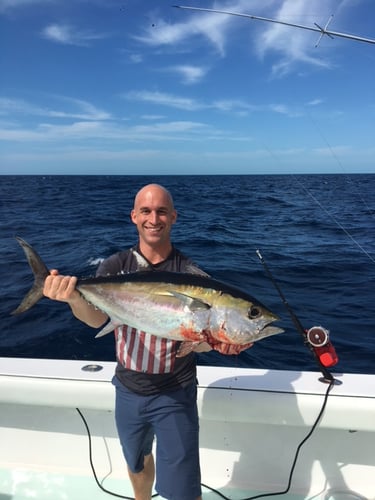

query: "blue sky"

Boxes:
[1, 0, 374, 175]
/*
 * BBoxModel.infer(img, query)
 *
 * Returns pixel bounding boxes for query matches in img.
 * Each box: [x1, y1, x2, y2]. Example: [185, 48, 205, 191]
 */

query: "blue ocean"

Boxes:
[1, 174, 374, 375]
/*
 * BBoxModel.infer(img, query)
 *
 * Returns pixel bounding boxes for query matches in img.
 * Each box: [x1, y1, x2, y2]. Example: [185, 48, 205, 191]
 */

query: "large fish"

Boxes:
[12, 237, 283, 347]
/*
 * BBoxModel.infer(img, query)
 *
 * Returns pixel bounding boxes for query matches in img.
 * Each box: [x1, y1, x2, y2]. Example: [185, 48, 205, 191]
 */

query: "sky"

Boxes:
[1, 0, 375, 175]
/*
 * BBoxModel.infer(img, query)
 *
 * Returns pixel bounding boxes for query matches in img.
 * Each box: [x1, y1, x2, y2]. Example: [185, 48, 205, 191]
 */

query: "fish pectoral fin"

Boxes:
[95, 321, 116, 338]
[176, 341, 200, 357]
[169, 291, 211, 311]
[176, 341, 212, 357]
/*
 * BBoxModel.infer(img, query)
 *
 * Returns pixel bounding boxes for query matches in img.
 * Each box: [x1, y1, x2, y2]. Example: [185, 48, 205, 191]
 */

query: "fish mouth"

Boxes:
[260, 325, 284, 339]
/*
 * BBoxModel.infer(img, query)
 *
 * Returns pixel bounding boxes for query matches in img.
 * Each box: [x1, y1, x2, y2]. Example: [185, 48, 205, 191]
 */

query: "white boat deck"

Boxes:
[1, 358, 374, 500]
[0, 471, 310, 500]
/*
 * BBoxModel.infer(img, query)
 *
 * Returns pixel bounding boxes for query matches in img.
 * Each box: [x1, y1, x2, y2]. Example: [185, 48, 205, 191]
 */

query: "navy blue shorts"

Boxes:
[112, 376, 201, 500]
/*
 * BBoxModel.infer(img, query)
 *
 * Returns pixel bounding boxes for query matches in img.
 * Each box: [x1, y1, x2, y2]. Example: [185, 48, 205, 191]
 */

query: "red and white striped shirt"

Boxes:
[115, 325, 178, 374]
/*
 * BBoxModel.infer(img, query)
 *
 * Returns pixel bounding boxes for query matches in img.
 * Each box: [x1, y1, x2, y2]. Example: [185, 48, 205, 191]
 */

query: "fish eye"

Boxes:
[248, 306, 261, 319]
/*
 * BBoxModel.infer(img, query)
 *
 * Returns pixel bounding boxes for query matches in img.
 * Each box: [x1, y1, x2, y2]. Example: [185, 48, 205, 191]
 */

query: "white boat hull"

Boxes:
[0, 358, 374, 500]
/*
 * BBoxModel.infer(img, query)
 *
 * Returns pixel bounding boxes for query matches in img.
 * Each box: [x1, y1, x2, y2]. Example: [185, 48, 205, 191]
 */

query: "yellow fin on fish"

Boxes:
[168, 291, 211, 311]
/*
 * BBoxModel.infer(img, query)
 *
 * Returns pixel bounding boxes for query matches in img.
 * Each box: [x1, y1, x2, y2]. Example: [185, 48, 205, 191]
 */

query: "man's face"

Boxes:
[131, 186, 177, 248]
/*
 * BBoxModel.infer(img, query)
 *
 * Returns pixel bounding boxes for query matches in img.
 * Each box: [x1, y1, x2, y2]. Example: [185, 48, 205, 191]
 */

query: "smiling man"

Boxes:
[96, 183, 204, 500]
[43, 183, 251, 500]
[44, 184, 204, 500]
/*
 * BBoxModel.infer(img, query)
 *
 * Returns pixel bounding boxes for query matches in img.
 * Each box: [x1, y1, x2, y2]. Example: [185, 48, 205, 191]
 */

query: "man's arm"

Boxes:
[43, 269, 108, 328]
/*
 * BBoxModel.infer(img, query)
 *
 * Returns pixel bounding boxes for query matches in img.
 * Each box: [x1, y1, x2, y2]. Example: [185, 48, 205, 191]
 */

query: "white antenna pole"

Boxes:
[174, 5, 375, 45]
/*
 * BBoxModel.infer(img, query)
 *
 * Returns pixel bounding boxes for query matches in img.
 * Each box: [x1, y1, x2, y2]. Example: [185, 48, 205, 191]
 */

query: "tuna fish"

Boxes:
[12, 237, 283, 347]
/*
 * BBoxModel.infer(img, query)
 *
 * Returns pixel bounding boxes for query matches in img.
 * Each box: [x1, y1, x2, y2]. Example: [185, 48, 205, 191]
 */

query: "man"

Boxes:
[43, 184, 250, 500]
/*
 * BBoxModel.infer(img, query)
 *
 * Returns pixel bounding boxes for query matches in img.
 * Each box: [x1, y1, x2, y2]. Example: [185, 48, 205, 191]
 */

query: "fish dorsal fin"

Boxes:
[185, 264, 211, 277]
[168, 291, 211, 311]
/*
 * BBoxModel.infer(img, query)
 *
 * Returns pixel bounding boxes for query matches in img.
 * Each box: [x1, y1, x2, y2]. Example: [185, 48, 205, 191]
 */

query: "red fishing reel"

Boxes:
[305, 326, 338, 368]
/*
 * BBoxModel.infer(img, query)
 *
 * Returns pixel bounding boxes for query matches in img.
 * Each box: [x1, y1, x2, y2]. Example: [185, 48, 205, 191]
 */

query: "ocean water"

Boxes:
[1, 174, 374, 375]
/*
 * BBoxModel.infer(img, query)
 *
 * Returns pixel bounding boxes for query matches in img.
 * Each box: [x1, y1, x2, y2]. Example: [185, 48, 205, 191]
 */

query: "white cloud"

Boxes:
[125, 89, 293, 117]
[307, 98, 324, 106]
[169, 65, 209, 84]
[133, 121, 207, 134]
[0, 118, 210, 143]
[268, 103, 302, 117]
[133, 2, 252, 56]
[0, 0, 56, 13]
[212, 99, 256, 113]
[129, 53, 143, 63]
[141, 114, 166, 120]
[0, 96, 111, 121]
[124, 90, 259, 114]
[41, 23, 108, 46]
[124, 90, 203, 111]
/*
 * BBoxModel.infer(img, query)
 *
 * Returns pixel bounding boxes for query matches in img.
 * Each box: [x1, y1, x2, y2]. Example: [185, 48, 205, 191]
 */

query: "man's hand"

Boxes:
[43, 269, 108, 328]
[43, 269, 80, 304]
[177, 341, 211, 357]
[177, 340, 254, 357]
[210, 342, 253, 355]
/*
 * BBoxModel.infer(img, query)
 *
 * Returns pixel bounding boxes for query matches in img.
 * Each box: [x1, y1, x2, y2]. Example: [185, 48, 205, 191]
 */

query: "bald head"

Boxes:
[133, 184, 174, 211]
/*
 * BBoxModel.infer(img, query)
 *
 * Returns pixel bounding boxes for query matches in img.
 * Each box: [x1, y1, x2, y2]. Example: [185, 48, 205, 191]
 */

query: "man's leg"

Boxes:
[151, 383, 202, 500]
[127, 453, 155, 500]
[113, 378, 155, 499]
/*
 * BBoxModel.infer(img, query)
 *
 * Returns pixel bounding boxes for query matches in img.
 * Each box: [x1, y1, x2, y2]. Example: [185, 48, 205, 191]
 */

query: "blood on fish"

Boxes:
[204, 328, 234, 345]
[179, 325, 205, 341]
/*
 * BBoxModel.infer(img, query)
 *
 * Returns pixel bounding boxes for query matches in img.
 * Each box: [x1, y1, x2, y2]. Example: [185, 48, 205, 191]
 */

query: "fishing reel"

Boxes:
[305, 326, 338, 368]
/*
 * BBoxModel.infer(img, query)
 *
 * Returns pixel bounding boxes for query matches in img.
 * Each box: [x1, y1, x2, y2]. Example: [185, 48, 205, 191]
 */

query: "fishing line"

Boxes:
[290, 173, 375, 264]
[297, 112, 374, 262]
[260, 138, 375, 264]
[260, 136, 375, 264]
[244, 96, 375, 265]
[298, 113, 375, 261]
[76, 407, 159, 500]
[307, 112, 375, 219]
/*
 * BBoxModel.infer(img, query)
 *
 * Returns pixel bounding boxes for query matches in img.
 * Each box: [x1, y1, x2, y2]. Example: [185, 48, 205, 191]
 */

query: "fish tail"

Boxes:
[11, 237, 50, 315]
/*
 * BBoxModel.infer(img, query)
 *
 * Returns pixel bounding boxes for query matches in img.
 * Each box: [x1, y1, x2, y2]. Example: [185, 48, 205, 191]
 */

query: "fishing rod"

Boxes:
[256, 249, 338, 383]
[174, 5, 375, 47]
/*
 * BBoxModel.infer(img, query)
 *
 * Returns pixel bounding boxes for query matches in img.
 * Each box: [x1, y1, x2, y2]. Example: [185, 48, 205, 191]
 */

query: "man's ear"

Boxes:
[172, 209, 177, 224]
[130, 209, 137, 224]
